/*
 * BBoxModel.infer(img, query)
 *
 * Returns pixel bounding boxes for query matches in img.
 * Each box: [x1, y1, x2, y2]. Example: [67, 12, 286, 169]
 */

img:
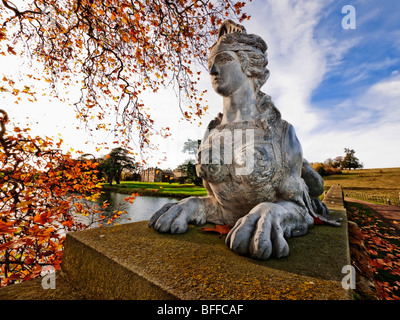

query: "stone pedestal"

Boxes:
[60, 208, 351, 299]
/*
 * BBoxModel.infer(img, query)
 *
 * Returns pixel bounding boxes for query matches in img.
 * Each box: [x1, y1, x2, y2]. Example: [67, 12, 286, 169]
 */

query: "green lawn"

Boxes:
[101, 181, 208, 198]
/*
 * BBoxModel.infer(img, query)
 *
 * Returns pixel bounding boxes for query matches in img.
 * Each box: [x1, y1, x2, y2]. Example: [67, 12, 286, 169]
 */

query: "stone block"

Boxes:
[61, 210, 351, 300]
[323, 184, 345, 209]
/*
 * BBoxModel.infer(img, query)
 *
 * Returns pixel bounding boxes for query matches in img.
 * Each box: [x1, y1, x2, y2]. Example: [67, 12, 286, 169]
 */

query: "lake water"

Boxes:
[95, 192, 179, 226]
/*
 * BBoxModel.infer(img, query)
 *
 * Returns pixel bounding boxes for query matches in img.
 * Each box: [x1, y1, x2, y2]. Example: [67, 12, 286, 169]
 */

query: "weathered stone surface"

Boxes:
[323, 184, 345, 209]
[60, 215, 350, 300]
[0, 272, 85, 300]
[149, 20, 340, 260]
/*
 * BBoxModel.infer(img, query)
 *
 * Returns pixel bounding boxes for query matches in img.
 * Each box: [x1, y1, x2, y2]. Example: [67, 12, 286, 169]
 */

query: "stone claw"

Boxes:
[148, 197, 206, 234]
[226, 202, 295, 260]
[148, 202, 176, 229]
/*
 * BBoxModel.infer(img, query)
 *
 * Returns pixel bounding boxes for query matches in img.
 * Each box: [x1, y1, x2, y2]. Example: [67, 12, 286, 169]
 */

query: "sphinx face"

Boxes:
[208, 51, 248, 97]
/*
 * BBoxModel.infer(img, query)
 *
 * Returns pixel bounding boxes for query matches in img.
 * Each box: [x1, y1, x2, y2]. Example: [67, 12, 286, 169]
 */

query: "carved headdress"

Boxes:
[209, 20, 267, 59]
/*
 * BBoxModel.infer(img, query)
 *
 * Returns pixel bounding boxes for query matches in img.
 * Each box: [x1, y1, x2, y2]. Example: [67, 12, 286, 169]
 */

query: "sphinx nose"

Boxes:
[210, 64, 219, 76]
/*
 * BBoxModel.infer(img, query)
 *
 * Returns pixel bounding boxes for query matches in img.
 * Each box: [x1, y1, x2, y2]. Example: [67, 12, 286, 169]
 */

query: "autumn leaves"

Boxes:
[347, 202, 400, 299]
[0, 110, 114, 286]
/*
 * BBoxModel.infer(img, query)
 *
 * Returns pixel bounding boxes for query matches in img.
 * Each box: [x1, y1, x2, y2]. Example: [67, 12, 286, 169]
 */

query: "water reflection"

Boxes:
[97, 192, 179, 225]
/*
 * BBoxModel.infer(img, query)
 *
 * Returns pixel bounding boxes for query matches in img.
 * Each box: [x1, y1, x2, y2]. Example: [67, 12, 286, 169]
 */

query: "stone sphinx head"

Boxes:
[208, 20, 281, 125]
[208, 20, 269, 97]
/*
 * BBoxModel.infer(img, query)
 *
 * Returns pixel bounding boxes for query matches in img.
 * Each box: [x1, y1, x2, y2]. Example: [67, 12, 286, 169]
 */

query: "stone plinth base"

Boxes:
[60, 208, 351, 300]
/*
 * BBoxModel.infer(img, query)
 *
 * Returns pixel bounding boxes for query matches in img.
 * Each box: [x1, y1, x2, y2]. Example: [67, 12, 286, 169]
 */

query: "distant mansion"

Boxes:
[140, 167, 185, 183]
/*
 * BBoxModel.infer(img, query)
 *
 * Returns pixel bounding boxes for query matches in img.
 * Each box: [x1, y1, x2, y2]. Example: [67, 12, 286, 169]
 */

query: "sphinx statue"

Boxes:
[149, 20, 340, 260]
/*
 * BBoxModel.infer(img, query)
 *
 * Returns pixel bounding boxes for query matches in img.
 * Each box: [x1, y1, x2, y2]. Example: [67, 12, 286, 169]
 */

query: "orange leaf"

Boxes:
[7, 45, 16, 55]
[124, 193, 138, 204]
[121, 32, 129, 42]
[62, 220, 73, 228]
[0, 220, 16, 236]
[312, 216, 324, 225]
[201, 224, 232, 237]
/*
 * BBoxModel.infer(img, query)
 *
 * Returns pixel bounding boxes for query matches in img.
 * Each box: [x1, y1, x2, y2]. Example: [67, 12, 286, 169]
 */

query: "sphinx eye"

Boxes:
[220, 56, 233, 64]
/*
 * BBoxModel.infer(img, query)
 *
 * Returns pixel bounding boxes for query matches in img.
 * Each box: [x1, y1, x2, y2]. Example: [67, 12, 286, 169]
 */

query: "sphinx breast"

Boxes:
[196, 125, 286, 198]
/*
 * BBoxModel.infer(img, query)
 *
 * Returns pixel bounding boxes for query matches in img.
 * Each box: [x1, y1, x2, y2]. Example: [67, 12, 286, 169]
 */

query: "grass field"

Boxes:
[101, 181, 208, 198]
[323, 168, 400, 205]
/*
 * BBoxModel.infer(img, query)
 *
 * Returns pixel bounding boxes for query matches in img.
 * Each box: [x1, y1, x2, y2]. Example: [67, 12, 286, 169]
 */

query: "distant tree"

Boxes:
[121, 163, 142, 181]
[176, 159, 202, 186]
[182, 139, 201, 158]
[186, 161, 203, 186]
[341, 148, 363, 170]
[98, 147, 136, 185]
[323, 158, 334, 168]
[311, 162, 326, 176]
[310, 160, 342, 176]
[333, 156, 343, 169]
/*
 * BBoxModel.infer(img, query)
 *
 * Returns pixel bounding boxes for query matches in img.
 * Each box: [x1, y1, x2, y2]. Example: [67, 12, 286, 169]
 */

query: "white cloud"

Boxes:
[369, 76, 400, 99]
[304, 75, 400, 168]
[339, 58, 400, 86]
[243, 0, 345, 138]
[357, 76, 400, 125]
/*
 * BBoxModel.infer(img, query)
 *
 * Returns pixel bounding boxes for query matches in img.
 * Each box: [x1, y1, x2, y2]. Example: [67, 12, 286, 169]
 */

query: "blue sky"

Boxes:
[2, 0, 400, 169]
[239, 0, 400, 168]
[311, 0, 400, 115]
